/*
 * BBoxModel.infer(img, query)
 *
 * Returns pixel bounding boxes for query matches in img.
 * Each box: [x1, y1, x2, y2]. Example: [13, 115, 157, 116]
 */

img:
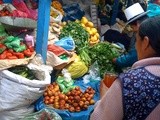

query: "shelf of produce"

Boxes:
[2, 0, 51, 63]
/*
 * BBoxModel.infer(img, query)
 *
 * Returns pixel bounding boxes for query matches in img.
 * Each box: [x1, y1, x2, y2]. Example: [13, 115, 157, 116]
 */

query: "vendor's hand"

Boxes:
[112, 58, 116, 63]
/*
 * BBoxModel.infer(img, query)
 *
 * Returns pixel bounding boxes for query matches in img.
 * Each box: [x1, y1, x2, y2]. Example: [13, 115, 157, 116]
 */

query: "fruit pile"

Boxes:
[0, 36, 34, 59]
[79, 17, 100, 45]
[44, 82, 95, 112]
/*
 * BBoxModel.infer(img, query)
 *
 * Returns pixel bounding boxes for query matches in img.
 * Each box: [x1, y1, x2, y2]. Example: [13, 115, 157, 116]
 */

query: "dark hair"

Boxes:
[139, 16, 160, 56]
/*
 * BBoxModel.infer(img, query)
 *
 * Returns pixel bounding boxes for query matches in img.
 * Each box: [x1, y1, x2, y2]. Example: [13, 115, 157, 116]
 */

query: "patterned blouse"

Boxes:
[119, 66, 160, 120]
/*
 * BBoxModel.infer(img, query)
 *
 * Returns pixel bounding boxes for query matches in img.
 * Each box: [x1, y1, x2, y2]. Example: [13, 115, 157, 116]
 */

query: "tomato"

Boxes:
[23, 49, 33, 57]
[14, 52, 25, 59]
[7, 56, 18, 59]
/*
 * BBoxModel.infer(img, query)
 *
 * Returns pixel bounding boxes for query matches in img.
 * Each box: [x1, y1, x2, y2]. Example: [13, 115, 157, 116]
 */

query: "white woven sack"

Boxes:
[0, 64, 50, 111]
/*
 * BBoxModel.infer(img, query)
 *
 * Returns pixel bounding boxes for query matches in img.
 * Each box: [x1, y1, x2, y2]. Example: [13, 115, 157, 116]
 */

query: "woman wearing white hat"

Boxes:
[90, 14, 160, 120]
[112, 3, 148, 70]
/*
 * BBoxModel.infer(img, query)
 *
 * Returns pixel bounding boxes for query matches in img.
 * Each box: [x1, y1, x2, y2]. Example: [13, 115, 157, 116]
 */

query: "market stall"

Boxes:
[0, 0, 124, 120]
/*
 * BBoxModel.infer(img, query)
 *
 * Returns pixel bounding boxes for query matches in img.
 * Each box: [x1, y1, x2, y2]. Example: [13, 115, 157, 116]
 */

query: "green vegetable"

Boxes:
[78, 47, 91, 66]
[88, 42, 122, 77]
[8, 66, 37, 80]
[59, 21, 89, 51]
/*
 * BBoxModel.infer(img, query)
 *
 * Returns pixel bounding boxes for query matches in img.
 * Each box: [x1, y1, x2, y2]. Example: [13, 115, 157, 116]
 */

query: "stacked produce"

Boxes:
[59, 21, 89, 49]
[0, 36, 34, 59]
[51, 1, 64, 15]
[49, 22, 63, 37]
[59, 21, 91, 66]
[8, 65, 37, 80]
[80, 17, 100, 45]
[88, 42, 122, 77]
[44, 82, 95, 112]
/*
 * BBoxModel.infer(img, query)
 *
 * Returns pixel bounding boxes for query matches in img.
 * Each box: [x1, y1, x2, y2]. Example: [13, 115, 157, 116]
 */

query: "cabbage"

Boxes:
[66, 56, 88, 79]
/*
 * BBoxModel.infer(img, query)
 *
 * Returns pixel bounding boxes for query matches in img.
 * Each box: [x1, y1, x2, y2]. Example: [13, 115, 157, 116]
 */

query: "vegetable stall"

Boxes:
[0, 0, 124, 120]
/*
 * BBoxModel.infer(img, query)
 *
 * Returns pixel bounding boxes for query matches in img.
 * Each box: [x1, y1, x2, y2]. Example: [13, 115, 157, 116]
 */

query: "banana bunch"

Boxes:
[78, 17, 100, 45]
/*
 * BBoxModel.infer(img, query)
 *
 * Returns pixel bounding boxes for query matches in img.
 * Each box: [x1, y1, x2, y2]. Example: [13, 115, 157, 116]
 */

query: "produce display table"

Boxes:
[3, 0, 51, 62]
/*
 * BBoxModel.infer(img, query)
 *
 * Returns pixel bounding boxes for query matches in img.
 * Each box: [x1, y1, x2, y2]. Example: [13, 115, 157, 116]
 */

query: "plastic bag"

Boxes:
[3, 36, 14, 43]
[22, 108, 62, 120]
[46, 51, 69, 68]
[12, 0, 30, 17]
[83, 61, 101, 84]
[55, 36, 75, 51]
[48, 44, 67, 56]
[56, 69, 76, 93]
[46, 51, 76, 70]
[62, 3, 85, 21]
[35, 78, 101, 120]
[0, 106, 34, 120]
[50, 7, 63, 23]
[13, 44, 26, 52]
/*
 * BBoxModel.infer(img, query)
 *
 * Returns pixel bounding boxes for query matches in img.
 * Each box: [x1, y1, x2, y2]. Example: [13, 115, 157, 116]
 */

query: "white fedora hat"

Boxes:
[124, 3, 149, 25]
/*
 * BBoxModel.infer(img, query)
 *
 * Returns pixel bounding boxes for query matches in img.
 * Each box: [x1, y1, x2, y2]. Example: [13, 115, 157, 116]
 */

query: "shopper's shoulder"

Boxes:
[119, 67, 144, 79]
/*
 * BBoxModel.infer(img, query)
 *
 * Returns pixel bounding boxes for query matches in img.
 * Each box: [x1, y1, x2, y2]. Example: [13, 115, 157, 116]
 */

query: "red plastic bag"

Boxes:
[12, 10, 28, 18]
[12, 0, 37, 20]
[47, 44, 66, 56]
[12, 0, 30, 16]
